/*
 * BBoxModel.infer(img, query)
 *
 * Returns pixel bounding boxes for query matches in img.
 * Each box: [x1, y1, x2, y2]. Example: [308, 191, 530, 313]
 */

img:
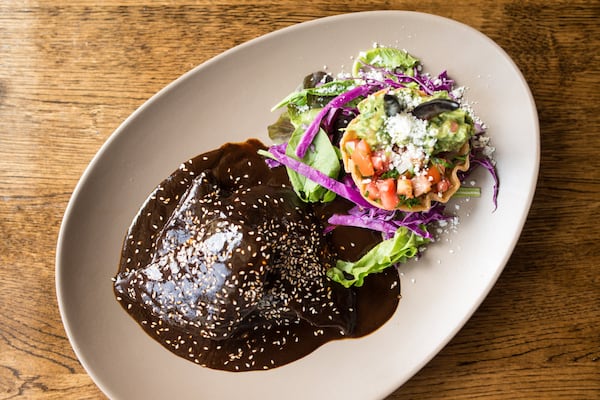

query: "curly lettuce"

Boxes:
[327, 227, 429, 288]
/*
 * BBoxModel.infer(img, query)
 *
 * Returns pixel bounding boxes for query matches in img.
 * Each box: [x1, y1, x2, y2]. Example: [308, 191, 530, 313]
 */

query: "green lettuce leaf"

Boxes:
[285, 125, 340, 203]
[267, 109, 295, 144]
[352, 47, 419, 77]
[271, 79, 357, 111]
[327, 227, 429, 288]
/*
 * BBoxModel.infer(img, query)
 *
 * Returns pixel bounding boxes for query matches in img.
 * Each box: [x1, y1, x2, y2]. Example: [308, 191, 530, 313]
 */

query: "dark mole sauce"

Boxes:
[114, 139, 400, 371]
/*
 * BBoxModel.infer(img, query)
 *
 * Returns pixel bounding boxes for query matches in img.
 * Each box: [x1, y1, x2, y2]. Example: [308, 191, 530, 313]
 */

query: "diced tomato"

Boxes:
[356, 140, 373, 160]
[376, 178, 395, 192]
[436, 179, 451, 193]
[364, 181, 380, 200]
[426, 164, 446, 185]
[425, 165, 442, 184]
[396, 177, 414, 199]
[450, 121, 459, 133]
[411, 174, 432, 197]
[351, 139, 375, 177]
[376, 178, 398, 210]
[370, 152, 388, 174]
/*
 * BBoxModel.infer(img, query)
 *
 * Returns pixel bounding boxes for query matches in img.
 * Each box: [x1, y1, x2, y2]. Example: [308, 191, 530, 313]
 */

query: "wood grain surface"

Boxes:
[1, 1, 598, 399]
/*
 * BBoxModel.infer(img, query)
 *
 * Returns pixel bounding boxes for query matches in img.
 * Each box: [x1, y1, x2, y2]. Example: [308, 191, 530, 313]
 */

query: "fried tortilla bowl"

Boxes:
[340, 120, 470, 213]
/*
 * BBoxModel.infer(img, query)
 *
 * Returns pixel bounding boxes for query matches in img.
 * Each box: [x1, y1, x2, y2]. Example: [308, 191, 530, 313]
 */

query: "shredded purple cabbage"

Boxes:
[428, 70, 455, 93]
[358, 62, 455, 96]
[327, 213, 399, 237]
[263, 157, 281, 168]
[458, 135, 499, 211]
[262, 142, 287, 168]
[295, 84, 374, 158]
[327, 202, 450, 240]
[322, 107, 357, 136]
[397, 73, 435, 95]
[474, 122, 486, 135]
[470, 157, 499, 210]
[267, 144, 372, 208]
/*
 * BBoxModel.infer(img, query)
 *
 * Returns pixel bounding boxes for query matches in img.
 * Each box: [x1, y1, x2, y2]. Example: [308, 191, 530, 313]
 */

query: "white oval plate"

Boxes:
[56, 11, 539, 400]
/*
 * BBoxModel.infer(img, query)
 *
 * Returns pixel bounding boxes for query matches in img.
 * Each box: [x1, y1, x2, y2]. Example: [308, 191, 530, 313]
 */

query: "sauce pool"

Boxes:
[114, 139, 400, 371]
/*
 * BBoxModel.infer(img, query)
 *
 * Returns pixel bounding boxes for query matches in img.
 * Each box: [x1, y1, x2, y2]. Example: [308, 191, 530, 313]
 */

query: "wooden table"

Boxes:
[1, 1, 598, 399]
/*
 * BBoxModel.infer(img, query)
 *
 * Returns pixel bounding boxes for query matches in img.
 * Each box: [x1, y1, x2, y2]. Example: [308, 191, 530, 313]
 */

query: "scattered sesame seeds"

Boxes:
[114, 140, 400, 372]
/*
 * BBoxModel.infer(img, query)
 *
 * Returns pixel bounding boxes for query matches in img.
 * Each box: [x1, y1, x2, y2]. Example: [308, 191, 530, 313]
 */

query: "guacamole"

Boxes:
[351, 87, 474, 159]
[340, 87, 474, 210]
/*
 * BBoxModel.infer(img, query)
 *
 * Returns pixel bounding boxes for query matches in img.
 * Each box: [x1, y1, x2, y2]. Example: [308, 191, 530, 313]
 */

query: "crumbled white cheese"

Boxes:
[394, 89, 422, 111]
[451, 86, 466, 99]
[388, 142, 428, 174]
[362, 69, 386, 82]
[471, 133, 496, 164]
[296, 104, 309, 113]
[472, 134, 490, 147]
[385, 112, 429, 144]
[482, 144, 496, 162]
[383, 108, 436, 169]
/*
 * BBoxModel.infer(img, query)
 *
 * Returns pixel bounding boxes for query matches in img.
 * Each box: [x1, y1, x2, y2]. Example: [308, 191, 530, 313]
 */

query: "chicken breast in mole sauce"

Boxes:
[114, 139, 400, 371]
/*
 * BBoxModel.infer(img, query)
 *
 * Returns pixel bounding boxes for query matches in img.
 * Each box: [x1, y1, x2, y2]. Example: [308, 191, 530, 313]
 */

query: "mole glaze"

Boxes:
[114, 139, 400, 371]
